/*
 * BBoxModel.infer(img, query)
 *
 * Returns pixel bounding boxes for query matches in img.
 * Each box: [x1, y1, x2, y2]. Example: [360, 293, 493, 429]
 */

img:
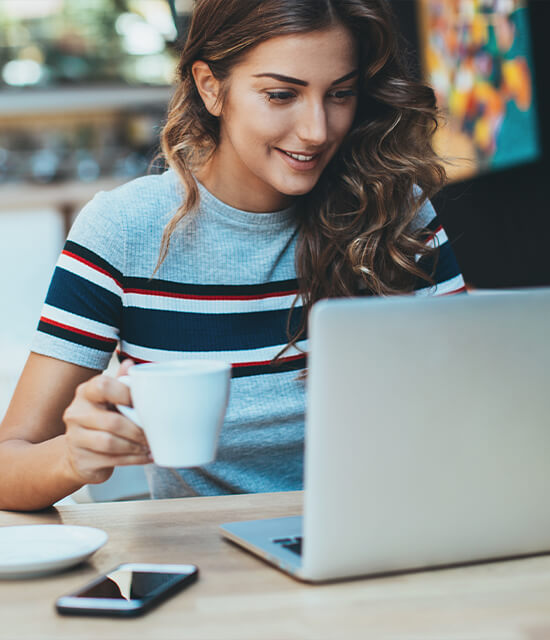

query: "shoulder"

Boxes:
[409, 185, 437, 232]
[104, 169, 181, 205]
[84, 170, 182, 228]
[66, 170, 183, 263]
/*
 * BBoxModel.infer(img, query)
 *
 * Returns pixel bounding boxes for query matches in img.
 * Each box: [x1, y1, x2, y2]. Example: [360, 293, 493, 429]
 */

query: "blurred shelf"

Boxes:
[0, 85, 173, 119]
[0, 176, 135, 236]
[0, 177, 128, 212]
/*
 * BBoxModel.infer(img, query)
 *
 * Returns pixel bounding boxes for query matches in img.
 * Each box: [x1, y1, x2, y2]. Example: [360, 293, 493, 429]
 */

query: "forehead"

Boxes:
[233, 25, 358, 82]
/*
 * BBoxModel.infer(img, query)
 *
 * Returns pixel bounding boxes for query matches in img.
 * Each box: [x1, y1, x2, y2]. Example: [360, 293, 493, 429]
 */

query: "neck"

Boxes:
[195, 156, 294, 213]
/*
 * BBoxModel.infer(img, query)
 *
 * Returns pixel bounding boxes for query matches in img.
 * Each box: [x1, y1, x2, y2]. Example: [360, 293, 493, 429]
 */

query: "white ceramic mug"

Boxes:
[117, 360, 231, 468]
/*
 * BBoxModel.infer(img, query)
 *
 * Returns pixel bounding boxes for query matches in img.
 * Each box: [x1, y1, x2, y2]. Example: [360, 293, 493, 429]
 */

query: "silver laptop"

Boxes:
[220, 289, 550, 582]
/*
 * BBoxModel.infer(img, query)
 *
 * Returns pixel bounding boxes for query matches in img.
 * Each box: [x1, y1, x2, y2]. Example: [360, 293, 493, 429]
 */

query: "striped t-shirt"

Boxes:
[32, 169, 465, 498]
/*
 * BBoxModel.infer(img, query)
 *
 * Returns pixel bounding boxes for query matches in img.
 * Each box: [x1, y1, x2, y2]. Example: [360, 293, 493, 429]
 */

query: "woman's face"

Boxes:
[197, 25, 359, 212]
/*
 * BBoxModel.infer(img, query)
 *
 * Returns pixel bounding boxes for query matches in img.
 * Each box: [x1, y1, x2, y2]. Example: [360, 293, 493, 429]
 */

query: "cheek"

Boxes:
[253, 108, 290, 145]
[230, 105, 286, 151]
[330, 105, 357, 141]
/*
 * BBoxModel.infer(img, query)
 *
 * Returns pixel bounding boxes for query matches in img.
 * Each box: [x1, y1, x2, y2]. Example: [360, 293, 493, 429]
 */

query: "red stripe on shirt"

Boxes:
[441, 285, 467, 296]
[425, 225, 443, 244]
[117, 351, 305, 368]
[231, 353, 305, 368]
[117, 351, 150, 364]
[40, 317, 117, 344]
[123, 289, 299, 301]
[62, 250, 123, 289]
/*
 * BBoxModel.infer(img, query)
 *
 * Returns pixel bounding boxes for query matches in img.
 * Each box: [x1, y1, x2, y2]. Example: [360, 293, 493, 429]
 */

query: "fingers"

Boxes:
[117, 358, 135, 378]
[63, 416, 153, 485]
[62, 369, 155, 486]
[77, 373, 132, 408]
[64, 404, 149, 449]
[64, 445, 153, 486]
[72, 416, 149, 456]
[71, 445, 152, 469]
[62, 421, 153, 487]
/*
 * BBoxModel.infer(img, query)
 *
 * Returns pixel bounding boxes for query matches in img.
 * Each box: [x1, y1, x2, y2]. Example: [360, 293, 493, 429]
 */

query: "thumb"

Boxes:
[117, 358, 136, 377]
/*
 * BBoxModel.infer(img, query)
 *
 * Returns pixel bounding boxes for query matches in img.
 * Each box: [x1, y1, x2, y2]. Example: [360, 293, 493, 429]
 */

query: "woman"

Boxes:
[0, 0, 464, 510]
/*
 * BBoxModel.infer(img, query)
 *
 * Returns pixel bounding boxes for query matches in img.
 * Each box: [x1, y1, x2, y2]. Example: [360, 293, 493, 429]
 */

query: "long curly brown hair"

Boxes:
[159, 0, 446, 359]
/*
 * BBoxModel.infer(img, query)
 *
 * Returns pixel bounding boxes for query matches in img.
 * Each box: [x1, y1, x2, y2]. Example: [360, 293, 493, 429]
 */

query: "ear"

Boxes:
[191, 60, 223, 117]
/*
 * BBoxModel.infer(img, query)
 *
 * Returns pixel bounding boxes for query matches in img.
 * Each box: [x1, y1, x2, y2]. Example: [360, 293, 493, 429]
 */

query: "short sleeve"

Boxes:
[31, 191, 125, 370]
[412, 198, 466, 296]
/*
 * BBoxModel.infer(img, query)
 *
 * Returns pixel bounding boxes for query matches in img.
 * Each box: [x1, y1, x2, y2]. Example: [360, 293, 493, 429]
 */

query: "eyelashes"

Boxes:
[265, 89, 358, 103]
[329, 89, 358, 101]
[266, 91, 295, 102]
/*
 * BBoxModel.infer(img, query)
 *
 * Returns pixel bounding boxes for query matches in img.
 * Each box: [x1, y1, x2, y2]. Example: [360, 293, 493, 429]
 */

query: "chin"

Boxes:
[277, 180, 320, 197]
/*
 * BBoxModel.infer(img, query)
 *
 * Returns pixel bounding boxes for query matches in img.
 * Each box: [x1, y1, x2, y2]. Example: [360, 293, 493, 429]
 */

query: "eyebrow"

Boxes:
[252, 69, 359, 87]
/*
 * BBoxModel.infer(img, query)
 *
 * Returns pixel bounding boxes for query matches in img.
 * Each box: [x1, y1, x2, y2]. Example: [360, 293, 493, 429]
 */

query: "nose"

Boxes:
[296, 99, 328, 147]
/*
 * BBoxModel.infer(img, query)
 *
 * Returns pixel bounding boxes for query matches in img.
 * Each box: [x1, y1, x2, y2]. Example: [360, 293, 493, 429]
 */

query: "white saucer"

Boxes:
[0, 525, 108, 579]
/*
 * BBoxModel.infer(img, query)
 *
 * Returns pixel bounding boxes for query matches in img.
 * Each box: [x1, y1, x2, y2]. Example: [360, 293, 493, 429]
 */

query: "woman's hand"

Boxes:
[62, 359, 152, 485]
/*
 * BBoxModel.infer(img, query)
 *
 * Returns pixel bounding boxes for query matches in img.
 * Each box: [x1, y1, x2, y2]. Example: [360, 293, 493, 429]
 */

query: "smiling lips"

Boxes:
[281, 149, 317, 161]
[276, 147, 323, 170]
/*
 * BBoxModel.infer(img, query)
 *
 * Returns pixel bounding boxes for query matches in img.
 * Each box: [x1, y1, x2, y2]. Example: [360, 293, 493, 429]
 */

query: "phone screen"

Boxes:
[56, 563, 198, 616]
[76, 568, 187, 601]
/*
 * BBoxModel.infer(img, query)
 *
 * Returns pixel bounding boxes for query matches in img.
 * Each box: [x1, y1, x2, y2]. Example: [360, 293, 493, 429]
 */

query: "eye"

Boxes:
[328, 89, 358, 101]
[266, 91, 295, 103]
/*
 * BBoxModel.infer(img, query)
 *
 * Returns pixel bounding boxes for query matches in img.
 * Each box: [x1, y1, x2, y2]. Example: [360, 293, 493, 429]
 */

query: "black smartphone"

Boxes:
[55, 563, 198, 617]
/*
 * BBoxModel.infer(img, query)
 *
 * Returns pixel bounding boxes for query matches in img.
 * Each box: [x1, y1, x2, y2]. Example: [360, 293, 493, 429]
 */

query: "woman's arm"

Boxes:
[0, 353, 151, 511]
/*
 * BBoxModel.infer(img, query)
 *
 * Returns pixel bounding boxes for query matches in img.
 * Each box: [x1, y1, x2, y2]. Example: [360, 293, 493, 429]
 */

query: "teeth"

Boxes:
[283, 150, 315, 162]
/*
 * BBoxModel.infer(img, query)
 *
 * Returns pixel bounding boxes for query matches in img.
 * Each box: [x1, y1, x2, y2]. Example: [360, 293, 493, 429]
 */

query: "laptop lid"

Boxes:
[301, 289, 550, 581]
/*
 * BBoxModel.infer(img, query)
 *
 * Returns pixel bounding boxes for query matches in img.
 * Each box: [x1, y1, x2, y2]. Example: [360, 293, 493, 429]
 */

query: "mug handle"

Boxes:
[116, 375, 142, 427]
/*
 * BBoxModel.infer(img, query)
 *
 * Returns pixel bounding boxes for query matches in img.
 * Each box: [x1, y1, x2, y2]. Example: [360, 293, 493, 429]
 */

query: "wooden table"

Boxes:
[2, 491, 550, 640]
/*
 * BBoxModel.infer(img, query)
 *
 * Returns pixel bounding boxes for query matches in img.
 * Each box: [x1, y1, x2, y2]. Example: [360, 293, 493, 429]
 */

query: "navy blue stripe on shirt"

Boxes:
[45, 268, 122, 327]
[415, 240, 462, 289]
[121, 306, 305, 352]
[64, 240, 123, 285]
[123, 277, 299, 298]
[38, 319, 116, 352]
[117, 350, 306, 378]
[231, 353, 306, 378]
[424, 217, 442, 234]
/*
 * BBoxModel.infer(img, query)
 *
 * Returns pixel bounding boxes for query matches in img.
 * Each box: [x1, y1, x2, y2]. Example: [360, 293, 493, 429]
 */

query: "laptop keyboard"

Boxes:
[272, 536, 303, 555]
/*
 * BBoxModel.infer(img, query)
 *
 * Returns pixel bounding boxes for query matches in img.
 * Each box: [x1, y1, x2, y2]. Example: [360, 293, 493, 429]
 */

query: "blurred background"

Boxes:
[0, 0, 548, 496]
[0, 0, 186, 420]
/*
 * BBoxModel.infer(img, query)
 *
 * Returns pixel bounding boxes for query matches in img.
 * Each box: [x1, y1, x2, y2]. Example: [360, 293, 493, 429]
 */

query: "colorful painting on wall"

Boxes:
[417, 0, 540, 181]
